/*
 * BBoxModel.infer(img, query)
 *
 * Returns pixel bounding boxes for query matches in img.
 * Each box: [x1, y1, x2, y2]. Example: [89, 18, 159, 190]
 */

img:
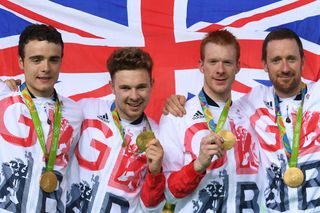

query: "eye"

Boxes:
[208, 60, 218, 65]
[287, 56, 297, 63]
[50, 57, 61, 64]
[271, 58, 281, 64]
[30, 57, 41, 63]
[223, 61, 233, 66]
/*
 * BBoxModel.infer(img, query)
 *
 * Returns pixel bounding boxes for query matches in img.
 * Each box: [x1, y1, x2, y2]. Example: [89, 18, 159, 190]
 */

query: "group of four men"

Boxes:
[0, 23, 319, 212]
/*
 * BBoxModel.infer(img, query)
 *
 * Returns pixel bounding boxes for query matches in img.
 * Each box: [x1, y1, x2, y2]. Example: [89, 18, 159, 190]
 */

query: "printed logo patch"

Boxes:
[264, 100, 273, 110]
[192, 110, 204, 120]
[97, 113, 109, 123]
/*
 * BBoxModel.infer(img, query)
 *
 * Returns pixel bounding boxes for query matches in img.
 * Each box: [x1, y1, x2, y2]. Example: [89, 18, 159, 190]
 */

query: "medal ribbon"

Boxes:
[111, 102, 152, 147]
[21, 84, 62, 172]
[274, 84, 306, 168]
[111, 102, 126, 147]
[198, 89, 231, 133]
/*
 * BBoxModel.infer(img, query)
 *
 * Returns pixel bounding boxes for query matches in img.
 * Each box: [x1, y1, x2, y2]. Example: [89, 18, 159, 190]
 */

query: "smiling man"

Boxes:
[66, 47, 165, 212]
[0, 24, 83, 212]
[159, 30, 261, 212]
[236, 28, 320, 212]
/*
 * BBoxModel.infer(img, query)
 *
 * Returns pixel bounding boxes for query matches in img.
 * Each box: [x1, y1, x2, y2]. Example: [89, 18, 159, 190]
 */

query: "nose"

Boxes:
[216, 61, 226, 74]
[41, 60, 50, 72]
[281, 60, 290, 73]
[129, 89, 140, 100]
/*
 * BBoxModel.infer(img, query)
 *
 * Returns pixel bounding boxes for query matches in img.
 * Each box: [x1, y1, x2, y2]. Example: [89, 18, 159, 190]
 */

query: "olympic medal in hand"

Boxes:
[218, 130, 236, 150]
[136, 130, 155, 152]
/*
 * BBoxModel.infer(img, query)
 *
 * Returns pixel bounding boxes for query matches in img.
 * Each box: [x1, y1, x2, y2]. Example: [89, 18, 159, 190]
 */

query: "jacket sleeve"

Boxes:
[140, 171, 166, 212]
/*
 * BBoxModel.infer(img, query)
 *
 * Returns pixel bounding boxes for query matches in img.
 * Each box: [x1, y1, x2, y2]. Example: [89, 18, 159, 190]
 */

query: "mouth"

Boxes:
[278, 75, 292, 80]
[37, 76, 52, 81]
[213, 78, 227, 84]
[127, 102, 142, 109]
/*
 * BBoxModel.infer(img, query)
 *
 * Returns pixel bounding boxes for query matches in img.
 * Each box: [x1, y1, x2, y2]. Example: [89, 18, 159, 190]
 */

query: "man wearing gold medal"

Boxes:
[236, 28, 320, 212]
[0, 24, 83, 212]
[159, 30, 261, 212]
[66, 47, 165, 212]
[165, 28, 320, 212]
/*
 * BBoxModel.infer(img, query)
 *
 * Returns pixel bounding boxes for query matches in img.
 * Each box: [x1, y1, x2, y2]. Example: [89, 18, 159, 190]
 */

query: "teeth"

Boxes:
[128, 103, 140, 107]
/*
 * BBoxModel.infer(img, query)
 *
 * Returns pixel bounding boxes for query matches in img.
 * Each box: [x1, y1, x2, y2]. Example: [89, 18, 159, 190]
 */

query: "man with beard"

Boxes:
[236, 28, 320, 212]
[165, 28, 320, 212]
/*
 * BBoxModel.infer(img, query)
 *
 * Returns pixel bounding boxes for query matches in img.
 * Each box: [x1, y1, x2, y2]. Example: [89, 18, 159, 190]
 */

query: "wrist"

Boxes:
[193, 159, 206, 173]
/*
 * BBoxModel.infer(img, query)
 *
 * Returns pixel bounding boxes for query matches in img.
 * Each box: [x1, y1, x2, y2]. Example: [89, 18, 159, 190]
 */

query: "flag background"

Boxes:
[1, 0, 320, 122]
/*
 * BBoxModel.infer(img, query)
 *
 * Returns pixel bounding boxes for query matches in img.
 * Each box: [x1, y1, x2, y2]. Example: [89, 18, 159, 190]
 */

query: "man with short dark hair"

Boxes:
[0, 24, 83, 212]
[236, 28, 320, 212]
[66, 47, 165, 212]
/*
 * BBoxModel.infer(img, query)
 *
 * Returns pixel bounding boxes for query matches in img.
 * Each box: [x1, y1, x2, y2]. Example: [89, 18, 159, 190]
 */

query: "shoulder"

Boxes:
[56, 94, 84, 123]
[0, 81, 14, 97]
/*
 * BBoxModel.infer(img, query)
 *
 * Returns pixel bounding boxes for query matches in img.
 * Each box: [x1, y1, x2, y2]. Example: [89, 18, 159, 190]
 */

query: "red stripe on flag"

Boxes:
[0, 46, 21, 76]
[303, 50, 320, 81]
[0, 0, 102, 39]
[199, 0, 316, 32]
[232, 80, 252, 93]
[62, 44, 117, 73]
[240, 40, 263, 69]
[0, 44, 117, 75]
[69, 83, 112, 101]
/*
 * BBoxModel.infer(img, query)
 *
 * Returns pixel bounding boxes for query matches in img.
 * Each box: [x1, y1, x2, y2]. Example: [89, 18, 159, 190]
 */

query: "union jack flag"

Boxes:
[1, 0, 320, 121]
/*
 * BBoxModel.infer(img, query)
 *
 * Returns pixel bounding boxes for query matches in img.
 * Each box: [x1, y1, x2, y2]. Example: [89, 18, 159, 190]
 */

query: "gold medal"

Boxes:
[283, 167, 304, 188]
[136, 130, 155, 152]
[40, 171, 58, 193]
[218, 130, 236, 150]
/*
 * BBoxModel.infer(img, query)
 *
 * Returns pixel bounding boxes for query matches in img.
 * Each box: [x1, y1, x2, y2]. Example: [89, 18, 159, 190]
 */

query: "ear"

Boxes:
[18, 57, 24, 70]
[262, 60, 268, 72]
[199, 59, 204, 73]
[109, 80, 115, 94]
[235, 60, 240, 74]
[301, 57, 305, 71]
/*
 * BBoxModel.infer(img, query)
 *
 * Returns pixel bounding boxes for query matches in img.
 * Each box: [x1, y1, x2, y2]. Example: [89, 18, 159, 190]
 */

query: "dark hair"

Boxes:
[262, 28, 304, 61]
[18, 24, 64, 59]
[107, 47, 153, 80]
[200, 30, 240, 61]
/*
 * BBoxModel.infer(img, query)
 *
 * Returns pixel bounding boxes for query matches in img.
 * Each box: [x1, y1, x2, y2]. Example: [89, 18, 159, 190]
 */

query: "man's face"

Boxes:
[19, 40, 62, 97]
[200, 42, 240, 101]
[264, 38, 303, 98]
[111, 69, 153, 121]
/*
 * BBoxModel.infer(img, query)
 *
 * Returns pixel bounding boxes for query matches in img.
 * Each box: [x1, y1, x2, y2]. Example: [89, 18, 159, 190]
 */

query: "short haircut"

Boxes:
[107, 47, 153, 80]
[18, 24, 64, 59]
[200, 29, 240, 61]
[262, 28, 304, 61]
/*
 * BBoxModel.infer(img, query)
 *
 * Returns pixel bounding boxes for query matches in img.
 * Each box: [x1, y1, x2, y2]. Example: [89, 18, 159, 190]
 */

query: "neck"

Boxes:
[115, 108, 144, 124]
[203, 87, 230, 103]
[24, 86, 54, 98]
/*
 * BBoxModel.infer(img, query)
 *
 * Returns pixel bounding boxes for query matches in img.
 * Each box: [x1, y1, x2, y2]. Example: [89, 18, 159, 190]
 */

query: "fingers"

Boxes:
[145, 139, 164, 174]
[163, 94, 186, 117]
[194, 133, 224, 173]
[201, 135, 224, 158]
[4, 79, 20, 91]
[15, 79, 21, 86]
